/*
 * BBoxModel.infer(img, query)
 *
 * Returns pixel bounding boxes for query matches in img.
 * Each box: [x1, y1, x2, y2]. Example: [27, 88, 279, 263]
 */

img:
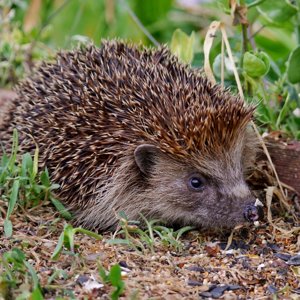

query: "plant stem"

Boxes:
[247, 0, 266, 9]
[241, 23, 248, 53]
[120, 0, 159, 46]
[241, 23, 250, 94]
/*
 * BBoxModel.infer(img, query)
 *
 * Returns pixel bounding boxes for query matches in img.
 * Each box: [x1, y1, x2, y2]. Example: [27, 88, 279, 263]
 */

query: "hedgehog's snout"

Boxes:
[243, 203, 264, 222]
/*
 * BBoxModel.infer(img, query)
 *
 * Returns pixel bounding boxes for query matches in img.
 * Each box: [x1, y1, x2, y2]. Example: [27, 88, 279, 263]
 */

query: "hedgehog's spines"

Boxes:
[12, 41, 255, 162]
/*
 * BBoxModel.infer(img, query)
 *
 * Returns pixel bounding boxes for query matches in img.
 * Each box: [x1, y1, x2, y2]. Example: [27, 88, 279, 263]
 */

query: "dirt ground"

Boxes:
[0, 188, 299, 299]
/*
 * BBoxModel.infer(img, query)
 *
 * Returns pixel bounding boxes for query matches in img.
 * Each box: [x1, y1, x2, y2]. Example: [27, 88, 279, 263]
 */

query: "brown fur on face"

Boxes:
[73, 127, 258, 231]
[0, 41, 259, 231]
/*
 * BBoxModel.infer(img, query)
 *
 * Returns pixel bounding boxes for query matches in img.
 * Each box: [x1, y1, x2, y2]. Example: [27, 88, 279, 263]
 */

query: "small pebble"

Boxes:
[199, 284, 242, 299]
[292, 288, 300, 294]
[76, 274, 104, 291]
[85, 253, 105, 261]
[219, 240, 249, 251]
[76, 275, 89, 285]
[187, 279, 202, 286]
[267, 242, 281, 252]
[275, 253, 292, 261]
[227, 284, 243, 291]
[199, 291, 213, 298]
[268, 285, 278, 294]
[119, 260, 131, 269]
[277, 267, 289, 276]
[185, 265, 205, 273]
[257, 263, 265, 271]
[254, 221, 260, 227]
[43, 242, 55, 248]
[210, 285, 229, 298]
[286, 254, 300, 266]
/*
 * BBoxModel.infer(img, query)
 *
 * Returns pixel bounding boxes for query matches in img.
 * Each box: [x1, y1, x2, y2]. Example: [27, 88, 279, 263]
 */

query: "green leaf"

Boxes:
[6, 248, 26, 262]
[50, 196, 72, 220]
[256, 102, 277, 128]
[24, 260, 40, 290]
[6, 179, 20, 218]
[7, 129, 18, 172]
[4, 219, 13, 237]
[50, 183, 60, 191]
[109, 264, 122, 286]
[257, 0, 298, 23]
[212, 54, 235, 79]
[287, 46, 300, 84]
[40, 168, 50, 187]
[98, 264, 109, 283]
[30, 287, 44, 300]
[74, 227, 102, 240]
[47, 269, 68, 284]
[51, 224, 102, 260]
[109, 264, 125, 300]
[276, 94, 290, 128]
[31, 144, 39, 181]
[170, 29, 195, 64]
[175, 226, 194, 240]
[243, 51, 270, 78]
[64, 224, 75, 252]
[130, 0, 173, 25]
[21, 153, 33, 177]
[51, 229, 66, 260]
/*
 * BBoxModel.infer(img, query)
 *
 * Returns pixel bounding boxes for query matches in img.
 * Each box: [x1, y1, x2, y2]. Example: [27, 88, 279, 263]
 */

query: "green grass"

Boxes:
[51, 223, 102, 260]
[0, 248, 43, 300]
[108, 212, 194, 253]
[0, 129, 71, 237]
[98, 264, 125, 300]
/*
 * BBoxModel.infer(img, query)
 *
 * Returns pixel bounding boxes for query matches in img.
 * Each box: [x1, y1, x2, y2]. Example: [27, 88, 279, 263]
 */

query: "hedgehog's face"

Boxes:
[134, 144, 263, 230]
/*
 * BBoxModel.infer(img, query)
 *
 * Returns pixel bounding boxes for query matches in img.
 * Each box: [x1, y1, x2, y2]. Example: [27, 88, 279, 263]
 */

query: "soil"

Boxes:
[0, 192, 299, 299]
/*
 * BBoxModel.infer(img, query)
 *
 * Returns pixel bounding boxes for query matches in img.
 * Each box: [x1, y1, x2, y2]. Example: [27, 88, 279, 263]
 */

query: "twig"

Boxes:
[249, 25, 266, 40]
[251, 124, 287, 202]
[266, 186, 299, 235]
[241, 24, 248, 53]
[247, 25, 256, 50]
[220, 24, 244, 98]
[221, 36, 224, 87]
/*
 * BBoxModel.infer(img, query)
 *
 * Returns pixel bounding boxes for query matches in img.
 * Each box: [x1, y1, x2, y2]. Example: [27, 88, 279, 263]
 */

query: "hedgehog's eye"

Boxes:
[188, 175, 205, 191]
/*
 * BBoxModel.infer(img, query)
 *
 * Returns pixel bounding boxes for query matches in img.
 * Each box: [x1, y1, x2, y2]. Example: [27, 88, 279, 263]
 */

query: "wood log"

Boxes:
[266, 138, 300, 195]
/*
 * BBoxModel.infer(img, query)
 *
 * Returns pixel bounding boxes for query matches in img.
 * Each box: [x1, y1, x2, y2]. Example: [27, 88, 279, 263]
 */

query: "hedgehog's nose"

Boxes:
[244, 204, 264, 222]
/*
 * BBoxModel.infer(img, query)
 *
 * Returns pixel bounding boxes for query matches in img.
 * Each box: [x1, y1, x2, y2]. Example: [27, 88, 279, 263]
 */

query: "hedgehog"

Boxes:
[0, 40, 263, 231]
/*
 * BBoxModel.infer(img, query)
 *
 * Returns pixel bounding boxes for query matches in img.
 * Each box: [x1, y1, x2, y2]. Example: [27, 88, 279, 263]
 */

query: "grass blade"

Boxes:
[6, 179, 20, 218]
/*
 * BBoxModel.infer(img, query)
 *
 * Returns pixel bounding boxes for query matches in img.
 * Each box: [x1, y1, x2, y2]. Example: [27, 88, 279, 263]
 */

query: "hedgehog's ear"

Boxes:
[134, 144, 159, 175]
